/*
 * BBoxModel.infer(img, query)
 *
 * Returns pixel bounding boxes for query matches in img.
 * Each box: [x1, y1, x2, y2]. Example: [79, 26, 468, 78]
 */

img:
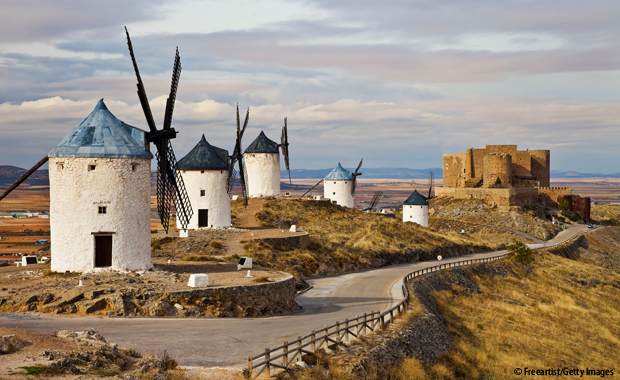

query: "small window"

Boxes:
[333, 182, 336, 184]
[57, 163, 64, 170]
[201, 170, 204, 174]
[98, 206, 107, 214]
[463, 169, 466, 173]
[333, 192, 336, 195]
[445, 164, 448, 169]
[89, 165, 96, 171]
[345, 182, 347, 184]
[132, 164, 137, 171]
[200, 190, 205, 196]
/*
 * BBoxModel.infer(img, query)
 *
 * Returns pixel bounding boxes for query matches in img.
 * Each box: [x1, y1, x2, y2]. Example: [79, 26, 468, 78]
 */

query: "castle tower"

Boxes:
[244, 131, 280, 197]
[176, 135, 231, 229]
[483, 153, 512, 187]
[47, 99, 153, 272]
[324, 163, 355, 208]
[402, 190, 428, 226]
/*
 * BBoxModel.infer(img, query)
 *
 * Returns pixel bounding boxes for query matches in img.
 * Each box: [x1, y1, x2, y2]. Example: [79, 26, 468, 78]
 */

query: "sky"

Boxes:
[0, 0, 618, 173]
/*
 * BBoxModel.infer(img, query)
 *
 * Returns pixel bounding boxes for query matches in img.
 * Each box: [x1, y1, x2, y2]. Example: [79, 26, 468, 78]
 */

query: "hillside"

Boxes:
[243, 198, 540, 277]
[289, 227, 620, 380]
[0, 165, 49, 187]
[431, 196, 560, 240]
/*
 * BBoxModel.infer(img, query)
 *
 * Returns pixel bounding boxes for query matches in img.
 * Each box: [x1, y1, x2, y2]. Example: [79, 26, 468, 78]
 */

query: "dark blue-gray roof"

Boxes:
[244, 131, 279, 154]
[403, 190, 428, 206]
[176, 134, 229, 171]
[324, 163, 353, 181]
[48, 99, 151, 159]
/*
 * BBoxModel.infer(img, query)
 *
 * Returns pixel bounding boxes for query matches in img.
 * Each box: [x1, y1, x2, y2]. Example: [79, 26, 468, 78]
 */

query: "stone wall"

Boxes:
[442, 153, 465, 187]
[20, 273, 300, 318]
[538, 187, 572, 208]
[254, 232, 310, 251]
[530, 150, 551, 187]
[435, 187, 539, 211]
[483, 153, 512, 187]
[559, 194, 591, 222]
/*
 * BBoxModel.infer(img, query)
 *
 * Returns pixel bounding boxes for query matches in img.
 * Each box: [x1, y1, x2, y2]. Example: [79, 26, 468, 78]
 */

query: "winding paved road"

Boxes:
[0, 224, 588, 368]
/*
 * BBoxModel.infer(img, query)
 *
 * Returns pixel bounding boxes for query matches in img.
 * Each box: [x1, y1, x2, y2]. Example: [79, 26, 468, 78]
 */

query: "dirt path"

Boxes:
[219, 198, 306, 258]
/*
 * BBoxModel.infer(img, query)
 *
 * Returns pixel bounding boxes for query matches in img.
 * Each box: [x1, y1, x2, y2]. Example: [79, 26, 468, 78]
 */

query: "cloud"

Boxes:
[1, 96, 618, 171]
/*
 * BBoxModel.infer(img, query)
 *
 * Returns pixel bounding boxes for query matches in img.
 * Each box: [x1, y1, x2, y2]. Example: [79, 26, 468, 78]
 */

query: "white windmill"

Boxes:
[322, 160, 363, 208]
[243, 119, 291, 198]
[176, 135, 230, 229]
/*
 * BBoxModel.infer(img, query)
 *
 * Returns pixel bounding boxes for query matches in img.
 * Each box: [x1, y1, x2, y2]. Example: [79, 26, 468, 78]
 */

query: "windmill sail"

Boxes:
[351, 158, 363, 196]
[0, 156, 49, 202]
[125, 27, 192, 233]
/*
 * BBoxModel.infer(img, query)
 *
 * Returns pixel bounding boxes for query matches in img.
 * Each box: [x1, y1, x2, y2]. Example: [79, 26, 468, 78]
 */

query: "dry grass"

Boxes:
[245, 198, 509, 277]
[253, 275, 272, 283]
[591, 204, 620, 226]
[183, 254, 218, 262]
[420, 249, 620, 379]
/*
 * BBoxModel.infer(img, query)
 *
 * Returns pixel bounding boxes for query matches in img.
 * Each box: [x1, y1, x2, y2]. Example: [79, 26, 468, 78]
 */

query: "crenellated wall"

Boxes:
[435, 187, 539, 211]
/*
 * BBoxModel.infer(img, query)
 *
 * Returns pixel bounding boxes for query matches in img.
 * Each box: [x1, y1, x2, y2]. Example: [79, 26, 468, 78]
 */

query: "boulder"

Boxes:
[0, 335, 24, 354]
[187, 274, 209, 288]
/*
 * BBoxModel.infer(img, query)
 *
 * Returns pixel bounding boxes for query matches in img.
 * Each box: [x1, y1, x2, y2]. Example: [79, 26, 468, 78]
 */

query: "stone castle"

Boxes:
[435, 145, 580, 214]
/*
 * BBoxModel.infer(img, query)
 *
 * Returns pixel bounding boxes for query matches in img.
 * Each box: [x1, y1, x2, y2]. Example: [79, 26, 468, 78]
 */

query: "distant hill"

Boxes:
[0, 165, 49, 187]
[551, 170, 620, 178]
[283, 167, 443, 179]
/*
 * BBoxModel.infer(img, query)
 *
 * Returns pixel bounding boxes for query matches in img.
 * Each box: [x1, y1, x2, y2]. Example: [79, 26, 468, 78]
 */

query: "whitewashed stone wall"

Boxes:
[324, 180, 354, 208]
[244, 153, 280, 197]
[176, 170, 231, 229]
[49, 157, 152, 272]
[403, 204, 428, 227]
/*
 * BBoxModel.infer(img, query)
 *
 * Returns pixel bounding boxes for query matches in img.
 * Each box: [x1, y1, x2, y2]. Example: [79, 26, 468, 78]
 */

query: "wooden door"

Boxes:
[95, 235, 112, 267]
[198, 209, 208, 227]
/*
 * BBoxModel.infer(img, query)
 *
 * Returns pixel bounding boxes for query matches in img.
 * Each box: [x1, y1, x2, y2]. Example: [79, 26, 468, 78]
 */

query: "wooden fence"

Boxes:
[246, 227, 592, 378]
[246, 254, 508, 379]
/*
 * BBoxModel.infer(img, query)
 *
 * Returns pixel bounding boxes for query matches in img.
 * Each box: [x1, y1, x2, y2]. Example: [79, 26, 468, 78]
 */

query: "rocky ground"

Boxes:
[0, 262, 291, 317]
[0, 326, 244, 380]
[431, 197, 561, 240]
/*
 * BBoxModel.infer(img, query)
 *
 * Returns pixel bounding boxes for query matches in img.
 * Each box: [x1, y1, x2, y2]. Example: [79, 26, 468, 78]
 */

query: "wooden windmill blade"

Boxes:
[163, 47, 181, 130]
[125, 27, 158, 134]
[280, 117, 291, 185]
[0, 156, 49, 202]
[428, 171, 434, 199]
[301, 179, 323, 197]
[350, 158, 363, 196]
[125, 27, 192, 233]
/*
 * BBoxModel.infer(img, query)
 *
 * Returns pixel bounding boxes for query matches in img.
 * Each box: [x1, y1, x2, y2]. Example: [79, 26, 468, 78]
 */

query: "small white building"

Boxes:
[244, 131, 281, 198]
[47, 99, 153, 272]
[403, 190, 428, 227]
[176, 134, 231, 229]
[324, 163, 355, 208]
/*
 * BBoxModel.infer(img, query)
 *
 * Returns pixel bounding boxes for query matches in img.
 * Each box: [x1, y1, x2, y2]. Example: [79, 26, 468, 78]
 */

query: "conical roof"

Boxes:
[324, 163, 353, 181]
[403, 190, 428, 206]
[48, 99, 151, 159]
[244, 131, 279, 154]
[177, 134, 229, 171]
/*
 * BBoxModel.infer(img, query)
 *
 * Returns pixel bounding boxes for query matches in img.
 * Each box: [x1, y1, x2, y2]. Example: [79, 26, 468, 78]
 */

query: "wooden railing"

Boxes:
[246, 255, 508, 379]
[246, 227, 593, 378]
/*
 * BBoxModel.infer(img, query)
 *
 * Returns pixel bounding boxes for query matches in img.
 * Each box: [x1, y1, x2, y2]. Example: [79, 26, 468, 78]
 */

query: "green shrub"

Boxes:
[508, 241, 534, 264]
[558, 199, 569, 211]
[561, 209, 582, 222]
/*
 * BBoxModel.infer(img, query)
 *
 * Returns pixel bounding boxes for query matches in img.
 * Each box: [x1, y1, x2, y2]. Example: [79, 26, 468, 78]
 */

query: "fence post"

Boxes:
[336, 321, 341, 344]
[283, 341, 288, 368]
[380, 312, 385, 330]
[324, 325, 328, 349]
[247, 356, 252, 379]
[311, 330, 316, 353]
[363, 313, 367, 335]
[297, 336, 302, 362]
[390, 309, 394, 324]
[265, 349, 270, 378]
[345, 318, 349, 342]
